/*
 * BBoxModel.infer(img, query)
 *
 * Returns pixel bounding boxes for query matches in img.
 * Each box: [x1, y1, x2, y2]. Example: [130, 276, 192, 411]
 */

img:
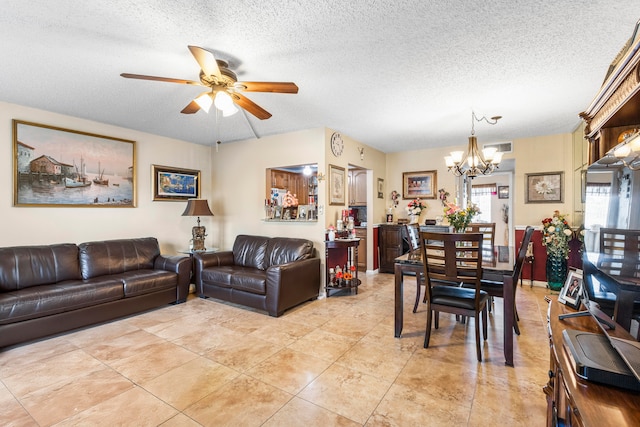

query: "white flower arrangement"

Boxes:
[535, 179, 554, 195]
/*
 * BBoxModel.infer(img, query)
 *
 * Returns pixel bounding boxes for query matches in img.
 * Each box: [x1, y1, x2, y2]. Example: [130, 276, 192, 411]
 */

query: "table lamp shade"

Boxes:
[181, 199, 214, 218]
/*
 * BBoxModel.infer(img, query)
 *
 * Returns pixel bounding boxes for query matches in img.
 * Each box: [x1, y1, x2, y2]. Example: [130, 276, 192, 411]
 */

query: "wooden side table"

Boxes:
[325, 239, 360, 297]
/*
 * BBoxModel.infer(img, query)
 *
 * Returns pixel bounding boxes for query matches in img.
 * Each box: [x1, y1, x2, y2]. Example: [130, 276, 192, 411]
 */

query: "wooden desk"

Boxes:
[394, 246, 516, 365]
[545, 299, 640, 426]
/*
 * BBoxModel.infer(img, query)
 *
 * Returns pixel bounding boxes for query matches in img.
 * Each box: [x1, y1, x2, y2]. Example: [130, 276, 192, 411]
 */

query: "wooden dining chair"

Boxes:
[466, 222, 496, 251]
[419, 231, 489, 361]
[472, 226, 534, 335]
[403, 224, 426, 313]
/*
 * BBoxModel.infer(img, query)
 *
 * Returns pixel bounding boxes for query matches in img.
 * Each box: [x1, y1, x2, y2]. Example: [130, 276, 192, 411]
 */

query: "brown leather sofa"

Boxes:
[194, 235, 320, 317]
[0, 237, 191, 348]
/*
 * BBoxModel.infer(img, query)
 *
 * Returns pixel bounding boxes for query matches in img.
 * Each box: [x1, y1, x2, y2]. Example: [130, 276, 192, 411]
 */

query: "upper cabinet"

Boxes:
[349, 169, 367, 206]
[580, 20, 640, 162]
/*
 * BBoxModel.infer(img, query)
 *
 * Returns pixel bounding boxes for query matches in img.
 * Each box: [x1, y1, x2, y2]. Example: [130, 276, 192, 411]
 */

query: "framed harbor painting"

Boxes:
[13, 120, 136, 207]
[152, 165, 200, 201]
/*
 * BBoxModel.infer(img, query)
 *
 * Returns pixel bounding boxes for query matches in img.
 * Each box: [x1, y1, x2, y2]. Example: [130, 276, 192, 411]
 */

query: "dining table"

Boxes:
[394, 245, 518, 366]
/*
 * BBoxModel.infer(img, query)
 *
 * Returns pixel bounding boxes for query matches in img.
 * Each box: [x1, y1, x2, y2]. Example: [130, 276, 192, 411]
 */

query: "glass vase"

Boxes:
[546, 254, 568, 291]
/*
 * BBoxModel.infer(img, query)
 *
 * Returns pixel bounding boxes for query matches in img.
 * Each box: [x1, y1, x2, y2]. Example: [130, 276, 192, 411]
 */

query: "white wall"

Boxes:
[385, 132, 575, 231]
[1, 101, 212, 254]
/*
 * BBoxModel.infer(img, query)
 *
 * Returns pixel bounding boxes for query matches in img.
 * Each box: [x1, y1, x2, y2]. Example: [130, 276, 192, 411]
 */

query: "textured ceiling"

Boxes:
[2, 1, 640, 153]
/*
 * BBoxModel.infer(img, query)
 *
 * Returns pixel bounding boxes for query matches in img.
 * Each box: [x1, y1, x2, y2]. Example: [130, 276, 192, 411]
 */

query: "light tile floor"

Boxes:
[0, 273, 551, 426]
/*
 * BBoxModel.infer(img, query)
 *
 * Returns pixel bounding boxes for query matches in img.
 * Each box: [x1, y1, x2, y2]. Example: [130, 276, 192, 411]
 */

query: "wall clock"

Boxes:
[331, 132, 344, 157]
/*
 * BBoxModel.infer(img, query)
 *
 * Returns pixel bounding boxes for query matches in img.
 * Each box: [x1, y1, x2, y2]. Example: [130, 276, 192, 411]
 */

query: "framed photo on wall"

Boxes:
[498, 185, 509, 199]
[558, 270, 583, 309]
[152, 165, 201, 201]
[329, 164, 346, 205]
[377, 178, 384, 199]
[13, 119, 136, 207]
[525, 171, 564, 203]
[402, 170, 437, 199]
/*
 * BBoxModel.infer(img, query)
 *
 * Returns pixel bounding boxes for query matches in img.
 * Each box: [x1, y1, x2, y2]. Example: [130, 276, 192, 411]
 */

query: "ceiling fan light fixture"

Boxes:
[214, 91, 234, 110]
[195, 93, 213, 113]
[222, 104, 238, 117]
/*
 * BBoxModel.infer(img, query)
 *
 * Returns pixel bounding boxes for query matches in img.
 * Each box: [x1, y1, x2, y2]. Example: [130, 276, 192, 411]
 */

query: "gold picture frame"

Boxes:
[13, 119, 136, 207]
[402, 170, 437, 199]
[152, 164, 201, 201]
[329, 164, 345, 205]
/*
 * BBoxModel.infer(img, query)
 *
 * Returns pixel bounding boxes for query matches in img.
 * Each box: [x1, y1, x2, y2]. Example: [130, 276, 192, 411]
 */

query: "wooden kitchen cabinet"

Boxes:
[266, 169, 309, 203]
[355, 228, 367, 271]
[348, 169, 367, 206]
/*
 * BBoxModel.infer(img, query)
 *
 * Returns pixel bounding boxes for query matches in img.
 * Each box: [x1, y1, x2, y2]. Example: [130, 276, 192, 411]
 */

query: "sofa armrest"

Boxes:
[154, 255, 191, 303]
[193, 251, 235, 286]
[265, 258, 321, 316]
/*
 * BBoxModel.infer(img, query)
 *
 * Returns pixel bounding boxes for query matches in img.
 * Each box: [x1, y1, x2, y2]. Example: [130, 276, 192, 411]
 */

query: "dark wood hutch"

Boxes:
[580, 20, 640, 162]
[544, 19, 640, 427]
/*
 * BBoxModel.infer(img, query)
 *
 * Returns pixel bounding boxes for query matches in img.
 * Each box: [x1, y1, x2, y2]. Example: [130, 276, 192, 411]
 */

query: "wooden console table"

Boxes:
[545, 298, 640, 426]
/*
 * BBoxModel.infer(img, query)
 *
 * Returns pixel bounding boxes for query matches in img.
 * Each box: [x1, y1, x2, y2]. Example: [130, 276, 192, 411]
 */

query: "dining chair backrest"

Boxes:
[597, 228, 640, 279]
[419, 231, 484, 293]
[511, 226, 535, 283]
[466, 222, 496, 249]
[405, 223, 421, 254]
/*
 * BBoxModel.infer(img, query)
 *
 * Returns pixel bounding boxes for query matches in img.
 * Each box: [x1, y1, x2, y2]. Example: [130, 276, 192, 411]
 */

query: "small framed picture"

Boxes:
[298, 205, 307, 219]
[559, 270, 583, 309]
[152, 164, 200, 201]
[329, 164, 346, 206]
[498, 186, 509, 199]
[377, 178, 384, 199]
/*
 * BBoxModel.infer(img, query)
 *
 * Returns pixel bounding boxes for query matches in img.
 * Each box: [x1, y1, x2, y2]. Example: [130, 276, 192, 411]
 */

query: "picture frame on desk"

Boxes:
[558, 269, 583, 309]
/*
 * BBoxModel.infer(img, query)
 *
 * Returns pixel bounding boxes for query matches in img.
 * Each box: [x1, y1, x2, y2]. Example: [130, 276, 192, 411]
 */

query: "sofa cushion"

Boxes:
[201, 265, 267, 295]
[79, 237, 160, 280]
[0, 278, 124, 324]
[265, 237, 314, 268]
[230, 269, 267, 295]
[232, 235, 269, 270]
[119, 269, 178, 297]
[0, 244, 81, 292]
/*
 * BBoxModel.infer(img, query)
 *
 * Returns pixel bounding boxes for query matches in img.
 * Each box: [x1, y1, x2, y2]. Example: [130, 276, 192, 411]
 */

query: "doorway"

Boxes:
[465, 161, 514, 247]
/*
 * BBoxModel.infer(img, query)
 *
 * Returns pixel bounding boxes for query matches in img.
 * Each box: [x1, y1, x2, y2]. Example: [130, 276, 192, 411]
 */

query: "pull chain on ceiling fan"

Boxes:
[120, 45, 298, 120]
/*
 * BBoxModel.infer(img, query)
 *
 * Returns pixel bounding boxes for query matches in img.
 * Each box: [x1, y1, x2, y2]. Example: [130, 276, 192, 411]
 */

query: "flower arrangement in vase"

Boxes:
[443, 202, 480, 232]
[541, 211, 572, 259]
[541, 210, 572, 290]
[406, 198, 427, 223]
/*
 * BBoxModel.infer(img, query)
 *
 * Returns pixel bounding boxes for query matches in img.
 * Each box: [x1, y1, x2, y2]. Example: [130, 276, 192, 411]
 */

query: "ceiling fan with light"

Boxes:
[121, 45, 298, 119]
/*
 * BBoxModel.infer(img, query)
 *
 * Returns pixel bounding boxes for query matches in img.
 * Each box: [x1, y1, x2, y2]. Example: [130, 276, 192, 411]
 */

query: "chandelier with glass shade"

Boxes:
[445, 112, 503, 178]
